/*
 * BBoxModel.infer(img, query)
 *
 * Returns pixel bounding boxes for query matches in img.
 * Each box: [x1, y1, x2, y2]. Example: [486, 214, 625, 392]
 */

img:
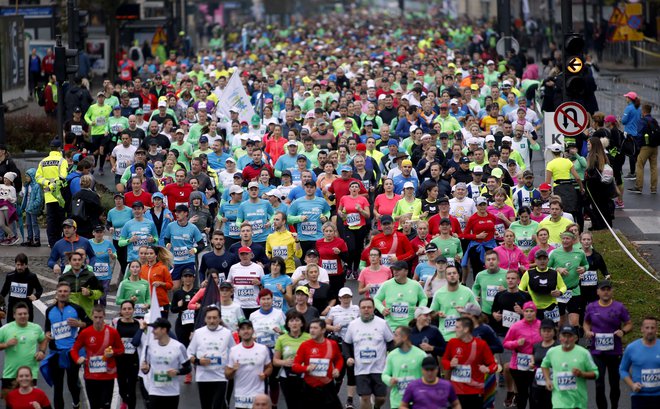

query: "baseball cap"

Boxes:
[158, 100, 167, 108]
[535, 249, 549, 258]
[113, 192, 124, 199]
[388, 139, 399, 146]
[425, 243, 438, 253]
[549, 143, 564, 153]
[233, 173, 244, 179]
[238, 246, 252, 254]
[540, 319, 556, 329]
[623, 91, 638, 100]
[50, 138, 62, 148]
[463, 302, 482, 316]
[73, 107, 82, 113]
[523, 169, 534, 178]
[421, 356, 439, 370]
[475, 196, 488, 205]
[391, 261, 408, 271]
[296, 154, 307, 161]
[440, 217, 451, 225]
[247, 181, 259, 189]
[182, 268, 195, 277]
[491, 168, 504, 179]
[285, 140, 298, 147]
[356, 143, 367, 151]
[459, 157, 470, 164]
[220, 281, 233, 289]
[113, 105, 121, 110]
[598, 280, 613, 289]
[152, 192, 164, 201]
[539, 183, 552, 191]
[295, 286, 310, 296]
[485, 135, 495, 142]
[604, 115, 617, 123]
[502, 136, 513, 143]
[148, 317, 172, 329]
[364, 120, 373, 127]
[305, 248, 319, 257]
[403, 181, 415, 190]
[198, 135, 209, 143]
[486, 60, 495, 65]
[340, 165, 352, 172]
[265, 189, 283, 198]
[175, 204, 189, 213]
[96, 91, 105, 97]
[560, 325, 578, 336]
[132, 201, 145, 208]
[93, 225, 105, 232]
[281, 170, 292, 177]
[472, 166, 483, 174]
[415, 306, 432, 319]
[237, 319, 253, 329]
[449, 98, 459, 105]
[338, 287, 353, 297]
[380, 215, 394, 224]
[229, 107, 240, 113]
[229, 185, 243, 195]
[438, 196, 450, 204]
[401, 159, 413, 167]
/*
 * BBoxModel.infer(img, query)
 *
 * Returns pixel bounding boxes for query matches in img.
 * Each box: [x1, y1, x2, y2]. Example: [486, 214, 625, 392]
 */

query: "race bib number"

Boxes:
[153, 372, 172, 383]
[234, 396, 254, 408]
[129, 97, 140, 108]
[516, 353, 533, 371]
[272, 246, 288, 258]
[381, 254, 393, 267]
[495, 223, 506, 239]
[181, 309, 195, 325]
[641, 368, 660, 389]
[51, 321, 73, 340]
[273, 296, 284, 309]
[447, 258, 456, 267]
[556, 371, 577, 390]
[346, 212, 361, 226]
[535, 368, 550, 386]
[594, 333, 615, 351]
[544, 307, 560, 323]
[228, 222, 240, 236]
[309, 358, 330, 377]
[444, 316, 457, 332]
[557, 289, 572, 304]
[451, 365, 472, 383]
[172, 247, 189, 261]
[518, 239, 534, 251]
[368, 284, 380, 297]
[71, 125, 83, 135]
[111, 124, 122, 134]
[88, 356, 107, 373]
[418, 255, 428, 264]
[580, 271, 598, 286]
[93, 263, 110, 278]
[486, 285, 499, 302]
[131, 138, 140, 148]
[300, 222, 317, 236]
[359, 349, 377, 363]
[237, 287, 255, 302]
[122, 337, 136, 354]
[322, 259, 338, 275]
[112, 227, 122, 241]
[134, 304, 147, 317]
[257, 334, 276, 347]
[9, 282, 28, 298]
[391, 302, 409, 319]
[502, 310, 520, 328]
[95, 116, 106, 126]
[251, 221, 264, 235]
[397, 377, 414, 392]
[142, 104, 151, 114]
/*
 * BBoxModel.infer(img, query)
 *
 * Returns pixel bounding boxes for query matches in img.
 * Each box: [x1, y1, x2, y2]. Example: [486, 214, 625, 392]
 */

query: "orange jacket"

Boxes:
[140, 261, 173, 307]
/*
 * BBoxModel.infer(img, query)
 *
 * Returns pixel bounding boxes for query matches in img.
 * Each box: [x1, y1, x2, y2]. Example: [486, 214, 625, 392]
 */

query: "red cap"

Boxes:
[539, 183, 552, 191]
[238, 246, 252, 254]
[417, 70, 424, 76]
[356, 143, 367, 151]
[439, 102, 449, 108]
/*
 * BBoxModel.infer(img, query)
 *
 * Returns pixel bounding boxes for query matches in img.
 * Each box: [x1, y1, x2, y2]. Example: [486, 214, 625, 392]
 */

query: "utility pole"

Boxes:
[498, 0, 512, 54]
[0, 46, 5, 146]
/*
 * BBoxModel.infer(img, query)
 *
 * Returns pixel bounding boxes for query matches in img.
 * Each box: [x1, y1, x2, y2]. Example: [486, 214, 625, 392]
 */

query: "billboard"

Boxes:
[0, 16, 26, 92]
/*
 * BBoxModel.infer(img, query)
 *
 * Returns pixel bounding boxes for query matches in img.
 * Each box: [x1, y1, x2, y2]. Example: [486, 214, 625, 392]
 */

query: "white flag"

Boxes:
[138, 286, 162, 390]
[217, 69, 257, 125]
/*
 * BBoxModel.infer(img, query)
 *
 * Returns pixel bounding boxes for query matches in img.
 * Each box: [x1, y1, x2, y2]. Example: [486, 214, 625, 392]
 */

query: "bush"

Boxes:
[5, 114, 57, 153]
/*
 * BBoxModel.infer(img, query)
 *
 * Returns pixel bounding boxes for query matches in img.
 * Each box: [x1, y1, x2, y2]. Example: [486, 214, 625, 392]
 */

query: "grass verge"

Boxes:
[592, 230, 660, 344]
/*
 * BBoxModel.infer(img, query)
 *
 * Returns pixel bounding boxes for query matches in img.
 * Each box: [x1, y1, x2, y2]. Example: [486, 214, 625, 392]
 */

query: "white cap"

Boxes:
[403, 181, 415, 190]
[225, 157, 236, 163]
[449, 98, 459, 105]
[409, 124, 418, 133]
[467, 137, 480, 145]
[158, 100, 167, 108]
[265, 189, 282, 198]
[486, 60, 495, 65]
[378, 94, 387, 101]
[502, 79, 512, 86]
[229, 185, 243, 195]
[414, 306, 432, 319]
[285, 140, 298, 147]
[485, 135, 495, 142]
[473, 166, 484, 173]
[502, 136, 513, 143]
[247, 181, 259, 189]
[229, 107, 240, 113]
[240, 134, 250, 140]
[421, 133, 431, 140]
[367, 79, 376, 89]
[549, 143, 564, 153]
[338, 287, 353, 297]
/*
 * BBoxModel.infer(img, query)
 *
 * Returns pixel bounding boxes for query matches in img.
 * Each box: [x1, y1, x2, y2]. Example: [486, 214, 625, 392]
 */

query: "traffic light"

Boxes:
[77, 9, 89, 50]
[563, 33, 586, 99]
[55, 46, 78, 83]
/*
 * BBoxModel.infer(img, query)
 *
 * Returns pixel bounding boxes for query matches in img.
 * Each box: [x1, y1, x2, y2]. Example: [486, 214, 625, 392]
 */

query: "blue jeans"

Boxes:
[99, 279, 111, 306]
[26, 213, 40, 241]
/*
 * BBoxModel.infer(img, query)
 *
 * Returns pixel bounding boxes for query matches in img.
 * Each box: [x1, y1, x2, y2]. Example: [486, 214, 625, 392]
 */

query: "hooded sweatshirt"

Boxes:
[20, 168, 44, 215]
[503, 318, 542, 370]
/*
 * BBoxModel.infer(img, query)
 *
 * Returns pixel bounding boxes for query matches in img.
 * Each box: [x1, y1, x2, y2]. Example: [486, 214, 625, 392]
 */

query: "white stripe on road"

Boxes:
[634, 241, 660, 245]
[621, 208, 654, 212]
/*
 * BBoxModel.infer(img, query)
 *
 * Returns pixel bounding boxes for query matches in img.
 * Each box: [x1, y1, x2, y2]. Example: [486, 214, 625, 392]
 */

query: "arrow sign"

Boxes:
[554, 102, 588, 137]
[567, 57, 583, 74]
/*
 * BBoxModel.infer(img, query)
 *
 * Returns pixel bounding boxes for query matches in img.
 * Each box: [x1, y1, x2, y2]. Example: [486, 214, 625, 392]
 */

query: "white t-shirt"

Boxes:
[291, 266, 330, 286]
[449, 197, 477, 230]
[344, 316, 394, 375]
[326, 304, 360, 340]
[227, 342, 271, 408]
[221, 301, 245, 332]
[218, 169, 241, 188]
[144, 338, 189, 396]
[111, 144, 137, 176]
[187, 326, 235, 382]
[249, 308, 286, 349]
[227, 263, 265, 309]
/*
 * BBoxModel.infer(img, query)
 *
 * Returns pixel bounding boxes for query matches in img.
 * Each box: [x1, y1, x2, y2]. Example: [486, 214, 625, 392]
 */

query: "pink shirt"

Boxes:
[502, 319, 542, 370]
[358, 266, 392, 298]
[339, 195, 370, 227]
[374, 193, 401, 229]
[493, 245, 530, 271]
[487, 204, 515, 240]
[527, 245, 556, 264]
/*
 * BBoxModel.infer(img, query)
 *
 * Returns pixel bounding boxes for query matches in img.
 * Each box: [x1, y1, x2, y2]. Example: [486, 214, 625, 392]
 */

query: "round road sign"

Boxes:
[553, 102, 589, 137]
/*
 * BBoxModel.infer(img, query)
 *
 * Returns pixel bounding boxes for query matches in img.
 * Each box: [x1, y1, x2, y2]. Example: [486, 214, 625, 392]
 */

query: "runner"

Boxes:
[287, 180, 331, 256]
[118, 201, 159, 263]
[357, 248, 392, 299]
[619, 316, 660, 409]
[273, 311, 311, 409]
[0, 253, 43, 323]
[472, 250, 508, 320]
[170, 268, 198, 383]
[71, 305, 125, 409]
[113, 300, 141, 409]
[519, 249, 566, 323]
[381, 326, 426, 409]
[236, 181, 274, 247]
[541, 326, 598, 409]
[400, 356, 461, 409]
[430, 265, 477, 340]
[163, 204, 204, 290]
[373, 261, 427, 331]
[57, 250, 104, 316]
[363, 215, 414, 269]
[265, 211, 302, 274]
[226, 246, 264, 317]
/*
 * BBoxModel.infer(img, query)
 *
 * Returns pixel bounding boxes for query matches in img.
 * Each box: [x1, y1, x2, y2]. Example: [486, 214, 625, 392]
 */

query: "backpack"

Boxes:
[620, 132, 637, 156]
[35, 85, 46, 106]
[599, 164, 614, 184]
[61, 174, 80, 214]
[71, 196, 86, 220]
[644, 117, 660, 147]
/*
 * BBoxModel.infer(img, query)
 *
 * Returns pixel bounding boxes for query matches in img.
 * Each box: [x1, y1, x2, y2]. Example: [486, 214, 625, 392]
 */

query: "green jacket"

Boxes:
[58, 267, 103, 316]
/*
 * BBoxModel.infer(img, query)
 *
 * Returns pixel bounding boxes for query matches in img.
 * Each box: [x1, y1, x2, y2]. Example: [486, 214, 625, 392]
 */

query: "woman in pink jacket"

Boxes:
[493, 229, 530, 274]
[503, 301, 541, 409]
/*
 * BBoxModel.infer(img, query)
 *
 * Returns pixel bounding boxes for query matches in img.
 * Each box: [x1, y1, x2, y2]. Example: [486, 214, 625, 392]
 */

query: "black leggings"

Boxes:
[301, 381, 342, 409]
[530, 385, 552, 409]
[280, 376, 305, 409]
[457, 394, 482, 409]
[594, 354, 622, 409]
[50, 357, 80, 409]
[114, 239, 128, 277]
[116, 355, 139, 409]
[150, 395, 179, 409]
[84, 379, 114, 409]
[510, 369, 535, 409]
[197, 381, 228, 409]
[265, 367, 280, 405]
[342, 225, 368, 272]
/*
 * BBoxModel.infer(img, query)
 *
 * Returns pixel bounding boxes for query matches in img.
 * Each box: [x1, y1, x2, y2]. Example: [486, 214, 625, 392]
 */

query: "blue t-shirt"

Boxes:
[414, 262, 436, 284]
[90, 239, 116, 281]
[237, 199, 274, 243]
[274, 154, 299, 174]
[219, 201, 241, 239]
[221, 188, 248, 204]
[291, 169, 317, 185]
[163, 221, 203, 265]
[107, 207, 134, 241]
[392, 174, 419, 195]
[262, 274, 293, 312]
[286, 186, 323, 202]
[287, 196, 330, 242]
[120, 218, 159, 262]
[619, 338, 660, 396]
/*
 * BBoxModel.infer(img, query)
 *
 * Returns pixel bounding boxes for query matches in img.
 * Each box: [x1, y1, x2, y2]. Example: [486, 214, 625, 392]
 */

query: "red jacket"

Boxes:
[292, 338, 343, 388]
[442, 336, 498, 395]
[428, 213, 463, 236]
[460, 213, 496, 242]
[71, 325, 125, 380]
[362, 231, 414, 264]
[242, 161, 273, 182]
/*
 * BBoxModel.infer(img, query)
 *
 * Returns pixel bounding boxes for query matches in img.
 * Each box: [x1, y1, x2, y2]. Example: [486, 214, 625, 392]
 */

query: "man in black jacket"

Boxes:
[64, 77, 93, 121]
[0, 253, 43, 322]
[71, 174, 102, 239]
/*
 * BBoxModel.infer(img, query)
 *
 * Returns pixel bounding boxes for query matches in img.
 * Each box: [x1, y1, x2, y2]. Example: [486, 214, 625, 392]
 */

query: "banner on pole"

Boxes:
[217, 69, 256, 124]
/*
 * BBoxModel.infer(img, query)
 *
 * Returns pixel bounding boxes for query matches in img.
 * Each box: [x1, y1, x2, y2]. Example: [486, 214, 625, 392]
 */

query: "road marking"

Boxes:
[634, 241, 660, 245]
[621, 208, 654, 212]
[630, 216, 660, 234]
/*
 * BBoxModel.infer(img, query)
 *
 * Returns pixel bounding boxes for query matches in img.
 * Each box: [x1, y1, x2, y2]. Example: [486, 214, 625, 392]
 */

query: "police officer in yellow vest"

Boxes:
[35, 138, 69, 247]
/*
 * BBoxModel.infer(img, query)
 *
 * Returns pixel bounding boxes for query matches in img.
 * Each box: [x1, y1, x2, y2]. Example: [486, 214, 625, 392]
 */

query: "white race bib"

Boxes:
[368, 284, 380, 297]
[134, 304, 147, 317]
[322, 259, 338, 275]
[516, 353, 533, 371]
[594, 333, 615, 351]
[580, 271, 598, 286]
[358, 348, 377, 363]
[228, 222, 240, 235]
[309, 358, 330, 377]
[299, 222, 317, 236]
[495, 223, 506, 239]
[181, 309, 195, 325]
[390, 302, 409, 319]
[251, 221, 264, 235]
[93, 263, 110, 278]
[95, 116, 106, 126]
[544, 307, 560, 323]
[557, 289, 572, 304]
[237, 286, 255, 302]
[9, 282, 28, 298]
[535, 368, 550, 386]
[71, 125, 83, 135]
[641, 368, 660, 389]
[51, 321, 73, 340]
[451, 364, 472, 383]
[556, 371, 577, 390]
[122, 337, 136, 354]
[112, 227, 122, 241]
[346, 212, 361, 226]
[486, 285, 499, 302]
[272, 246, 288, 259]
[502, 310, 520, 328]
[443, 316, 457, 332]
[88, 356, 107, 373]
